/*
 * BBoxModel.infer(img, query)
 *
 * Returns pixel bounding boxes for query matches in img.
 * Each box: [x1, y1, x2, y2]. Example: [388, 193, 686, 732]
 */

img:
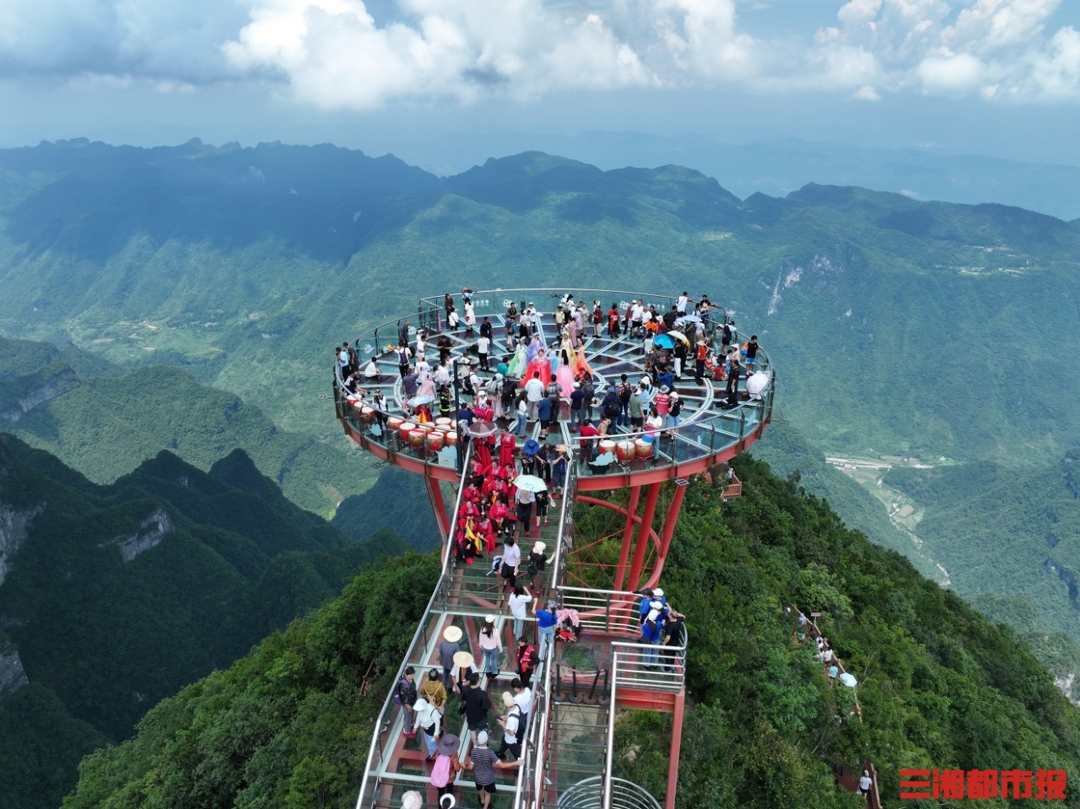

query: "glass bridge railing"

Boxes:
[334, 288, 774, 481]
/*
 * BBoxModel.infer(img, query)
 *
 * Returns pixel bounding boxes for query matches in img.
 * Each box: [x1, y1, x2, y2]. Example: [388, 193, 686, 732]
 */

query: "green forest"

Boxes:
[0, 435, 408, 809]
[61, 455, 1080, 809]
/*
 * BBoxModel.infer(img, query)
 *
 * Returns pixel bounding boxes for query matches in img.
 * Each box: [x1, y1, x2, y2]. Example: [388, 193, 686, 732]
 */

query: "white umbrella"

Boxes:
[676, 314, 703, 325]
[746, 372, 771, 397]
[839, 672, 858, 687]
[666, 330, 690, 345]
[513, 475, 548, 492]
[408, 394, 435, 407]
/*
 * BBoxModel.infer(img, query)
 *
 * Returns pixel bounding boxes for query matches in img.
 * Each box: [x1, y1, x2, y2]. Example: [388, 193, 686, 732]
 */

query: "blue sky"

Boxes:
[2, 0, 1080, 166]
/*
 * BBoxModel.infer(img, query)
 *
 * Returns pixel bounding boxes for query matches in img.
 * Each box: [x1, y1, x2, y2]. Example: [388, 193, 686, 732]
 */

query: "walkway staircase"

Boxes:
[354, 443, 685, 809]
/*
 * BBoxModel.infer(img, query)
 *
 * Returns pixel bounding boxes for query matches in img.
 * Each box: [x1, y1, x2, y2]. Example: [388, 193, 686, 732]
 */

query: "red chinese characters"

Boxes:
[900, 769, 1066, 800]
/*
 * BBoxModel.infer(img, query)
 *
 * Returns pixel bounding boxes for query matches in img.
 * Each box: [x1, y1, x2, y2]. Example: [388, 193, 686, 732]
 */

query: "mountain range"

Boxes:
[1, 138, 1080, 803]
[3, 140, 1077, 620]
[0, 434, 407, 809]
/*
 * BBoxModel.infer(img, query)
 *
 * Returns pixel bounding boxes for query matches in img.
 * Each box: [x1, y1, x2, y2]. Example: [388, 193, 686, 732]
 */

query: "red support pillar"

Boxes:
[613, 486, 641, 591]
[627, 483, 662, 593]
[426, 476, 450, 546]
[657, 482, 688, 560]
[665, 687, 686, 809]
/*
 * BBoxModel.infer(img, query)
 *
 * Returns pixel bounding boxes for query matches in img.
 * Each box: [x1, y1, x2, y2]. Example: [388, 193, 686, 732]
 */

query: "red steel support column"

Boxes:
[426, 476, 451, 546]
[657, 483, 688, 560]
[665, 687, 686, 809]
[613, 486, 642, 591]
[627, 483, 662, 593]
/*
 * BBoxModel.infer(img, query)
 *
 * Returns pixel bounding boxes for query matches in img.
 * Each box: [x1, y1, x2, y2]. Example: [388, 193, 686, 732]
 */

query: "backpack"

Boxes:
[603, 397, 621, 419]
[546, 381, 560, 400]
[582, 379, 595, 400]
[618, 383, 631, 402]
[393, 676, 410, 705]
[502, 378, 517, 405]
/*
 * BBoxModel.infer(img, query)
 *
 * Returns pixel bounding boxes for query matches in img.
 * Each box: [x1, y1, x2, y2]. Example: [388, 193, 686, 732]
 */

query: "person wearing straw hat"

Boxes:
[430, 733, 462, 806]
[453, 651, 476, 698]
[440, 626, 463, 689]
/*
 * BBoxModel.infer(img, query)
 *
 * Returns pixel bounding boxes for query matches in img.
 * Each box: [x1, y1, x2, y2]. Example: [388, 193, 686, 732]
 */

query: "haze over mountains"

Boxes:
[1, 138, 1078, 640]
[1, 136, 1080, 803]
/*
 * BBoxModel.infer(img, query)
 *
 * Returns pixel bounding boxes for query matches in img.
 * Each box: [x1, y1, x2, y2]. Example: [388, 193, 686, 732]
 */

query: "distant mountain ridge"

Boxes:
[1, 139, 1079, 653]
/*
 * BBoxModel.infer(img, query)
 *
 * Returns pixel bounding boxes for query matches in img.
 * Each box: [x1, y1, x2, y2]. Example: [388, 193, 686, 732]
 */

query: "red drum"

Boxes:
[387, 416, 405, 433]
[426, 431, 445, 451]
[445, 431, 459, 447]
[360, 405, 375, 423]
[598, 440, 616, 456]
[399, 421, 416, 443]
[435, 417, 452, 429]
[408, 428, 426, 448]
[616, 441, 635, 462]
[635, 439, 652, 458]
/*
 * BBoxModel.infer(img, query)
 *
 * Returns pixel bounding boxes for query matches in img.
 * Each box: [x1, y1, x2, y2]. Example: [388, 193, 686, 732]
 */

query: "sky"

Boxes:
[2, 0, 1080, 168]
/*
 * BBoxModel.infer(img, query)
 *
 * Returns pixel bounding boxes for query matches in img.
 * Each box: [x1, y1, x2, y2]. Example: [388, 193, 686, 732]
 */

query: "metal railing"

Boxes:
[566, 777, 662, 809]
[555, 587, 644, 636]
[609, 641, 685, 694]
[513, 447, 578, 809]
[337, 288, 773, 483]
[352, 441, 474, 809]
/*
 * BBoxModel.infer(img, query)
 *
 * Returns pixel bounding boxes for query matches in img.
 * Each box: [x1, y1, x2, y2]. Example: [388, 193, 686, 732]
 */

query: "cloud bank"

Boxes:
[0, 0, 1077, 107]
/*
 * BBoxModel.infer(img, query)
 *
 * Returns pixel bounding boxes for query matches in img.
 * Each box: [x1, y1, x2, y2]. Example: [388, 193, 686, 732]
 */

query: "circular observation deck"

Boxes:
[332, 288, 774, 491]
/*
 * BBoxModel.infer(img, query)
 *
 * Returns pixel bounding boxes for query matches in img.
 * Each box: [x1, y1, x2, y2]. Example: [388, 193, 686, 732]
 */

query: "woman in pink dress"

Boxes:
[521, 348, 552, 388]
[555, 350, 576, 396]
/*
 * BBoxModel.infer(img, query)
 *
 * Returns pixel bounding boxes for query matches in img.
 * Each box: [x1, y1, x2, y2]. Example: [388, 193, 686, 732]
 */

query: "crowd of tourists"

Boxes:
[337, 288, 764, 477]
[349, 290, 747, 809]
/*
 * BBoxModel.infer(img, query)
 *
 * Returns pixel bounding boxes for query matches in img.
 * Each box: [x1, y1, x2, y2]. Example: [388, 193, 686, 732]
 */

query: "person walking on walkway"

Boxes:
[533, 597, 558, 662]
[478, 615, 503, 679]
[439, 626, 462, 689]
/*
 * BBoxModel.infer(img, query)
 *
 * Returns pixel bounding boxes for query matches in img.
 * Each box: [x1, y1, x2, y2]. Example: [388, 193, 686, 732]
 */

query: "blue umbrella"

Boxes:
[653, 334, 675, 349]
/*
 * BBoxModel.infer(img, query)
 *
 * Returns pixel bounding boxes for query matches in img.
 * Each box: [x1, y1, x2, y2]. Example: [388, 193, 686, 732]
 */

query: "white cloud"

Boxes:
[0, 0, 1077, 108]
[916, 51, 985, 91]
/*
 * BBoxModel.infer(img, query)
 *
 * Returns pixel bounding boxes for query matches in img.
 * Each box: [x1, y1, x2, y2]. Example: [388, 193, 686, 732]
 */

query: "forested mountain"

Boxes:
[1, 140, 1079, 684]
[0, 434, 408, 809]
[0, 334, 376, 515]
[2, 141, 1076, 468]
[63, 456, 1080, 809]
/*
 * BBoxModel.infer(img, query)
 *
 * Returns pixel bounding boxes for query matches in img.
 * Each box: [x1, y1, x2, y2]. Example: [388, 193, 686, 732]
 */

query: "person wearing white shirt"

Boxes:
[524, 373, 545, 421]
[507, 584, 531, 639]
[676, 293, 689, 315]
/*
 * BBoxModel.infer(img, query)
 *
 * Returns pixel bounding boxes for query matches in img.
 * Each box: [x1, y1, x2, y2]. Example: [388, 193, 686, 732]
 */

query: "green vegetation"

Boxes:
[331, 466, 441, 551]
[0, 434, 408, 809]
[62, 552, 438, 809]
[0, 335, 376, 516]
[883, 458, 1080, 642]
[61, 455, 1080, 809]
[611, 454, 1080, 807]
